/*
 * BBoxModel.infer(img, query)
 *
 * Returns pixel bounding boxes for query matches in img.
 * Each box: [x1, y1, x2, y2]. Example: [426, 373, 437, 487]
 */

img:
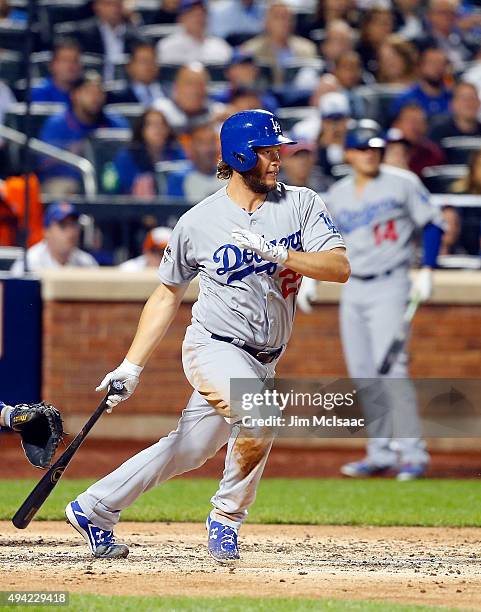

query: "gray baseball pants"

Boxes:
[339, 268, 429, 467]
[77, 323, 277, 531]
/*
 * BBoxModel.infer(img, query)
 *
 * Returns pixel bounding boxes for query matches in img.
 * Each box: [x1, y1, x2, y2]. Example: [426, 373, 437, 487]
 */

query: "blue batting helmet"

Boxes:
[345, 119, 386, 150]
[220, 109, 296, 172]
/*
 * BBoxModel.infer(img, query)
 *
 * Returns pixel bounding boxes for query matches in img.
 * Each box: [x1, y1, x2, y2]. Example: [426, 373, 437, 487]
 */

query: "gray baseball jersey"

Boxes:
[158, 182, 345, 348]
[326, 165, 443, 276]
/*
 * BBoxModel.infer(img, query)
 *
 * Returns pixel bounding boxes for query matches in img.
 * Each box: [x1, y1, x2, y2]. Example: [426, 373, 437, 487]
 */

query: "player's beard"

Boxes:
[241, 167, 277, 194]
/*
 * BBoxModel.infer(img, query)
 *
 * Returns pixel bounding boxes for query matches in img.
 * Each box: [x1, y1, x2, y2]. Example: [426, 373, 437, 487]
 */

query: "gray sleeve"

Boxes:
[405, 174, 444, 229]
[300, 192, 345, 253]
[157, 220, 198, 286]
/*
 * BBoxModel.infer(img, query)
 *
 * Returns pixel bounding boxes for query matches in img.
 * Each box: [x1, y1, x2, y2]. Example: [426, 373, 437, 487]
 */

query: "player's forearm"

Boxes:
[126, 283, 186, 366]
[285, 248, 351, 283]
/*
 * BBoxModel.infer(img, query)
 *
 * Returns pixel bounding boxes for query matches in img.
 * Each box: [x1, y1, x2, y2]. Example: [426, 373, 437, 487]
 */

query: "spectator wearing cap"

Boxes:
[119, 226, 172, 272]
[429, 81, 481, 157]
[153, 63, 224, 133]
[424, 0, 473, 70]
[102, 108, 184, 195]
[212, 50, 278, 114]
[31, 38, 82, 105]
[241, 1, 317, 86]
[391, 103, 446, 177]
[208, 0, 265, 42]
[316, 93, 352, 177]
[166, 121, 221, 201]
[73, 0, 143, 80]
[108, 42, 165, 105]
[38, 72, 128, 197]
[119, 226, 172, 270]
[292, 92, 351, 178]
[390, 46, 452, 124]
[157, 0, 232, 65]
[10, 202, 98, 275]
[278, 141, 333, 193]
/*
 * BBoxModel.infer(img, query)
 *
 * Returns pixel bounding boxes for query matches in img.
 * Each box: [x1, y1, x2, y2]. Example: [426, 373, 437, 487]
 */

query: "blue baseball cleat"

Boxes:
[340, 460, 393, 478]
[396, 463, 427, 481]
[65, 500, 129, 559]
[206, 514, 240, 563]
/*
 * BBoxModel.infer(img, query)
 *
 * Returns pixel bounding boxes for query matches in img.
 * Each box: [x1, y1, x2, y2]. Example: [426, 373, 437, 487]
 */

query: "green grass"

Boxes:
[0, 594, 471, 612]
[1, 478, 481, 527]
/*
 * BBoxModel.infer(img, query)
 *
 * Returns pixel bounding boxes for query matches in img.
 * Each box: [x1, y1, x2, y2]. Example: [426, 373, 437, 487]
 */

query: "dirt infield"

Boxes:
[1, 522, 480, 609]
[3, 434, 481, 480]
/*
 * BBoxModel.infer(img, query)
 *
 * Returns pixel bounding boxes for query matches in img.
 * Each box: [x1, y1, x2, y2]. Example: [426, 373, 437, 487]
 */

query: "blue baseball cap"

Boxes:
[345, 120, 386, 150]
[179, 0, 205, 14]
[230, 49, 255, 66]
[44, 201, 79, 227]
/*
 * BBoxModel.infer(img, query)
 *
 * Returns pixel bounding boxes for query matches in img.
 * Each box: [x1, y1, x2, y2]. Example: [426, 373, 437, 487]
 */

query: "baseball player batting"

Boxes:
[64, 109, 349, 563]
[326, 120, 444, 481]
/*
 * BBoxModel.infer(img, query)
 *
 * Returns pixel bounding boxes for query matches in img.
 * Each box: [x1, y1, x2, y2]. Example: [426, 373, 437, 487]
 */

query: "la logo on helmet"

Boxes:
[270, 118, 282, 134]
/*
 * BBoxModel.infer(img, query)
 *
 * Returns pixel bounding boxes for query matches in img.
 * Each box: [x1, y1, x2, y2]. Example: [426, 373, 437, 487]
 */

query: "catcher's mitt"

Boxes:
[10, 402, 64, 469]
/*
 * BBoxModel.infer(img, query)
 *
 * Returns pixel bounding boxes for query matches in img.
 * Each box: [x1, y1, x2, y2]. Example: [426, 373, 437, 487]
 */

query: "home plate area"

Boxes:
[1, 522, 480, 608]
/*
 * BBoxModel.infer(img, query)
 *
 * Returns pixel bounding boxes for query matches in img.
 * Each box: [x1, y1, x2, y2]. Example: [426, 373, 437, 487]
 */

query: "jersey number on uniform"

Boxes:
[279, 268, 302, 298]
[373, 219, 398, 245]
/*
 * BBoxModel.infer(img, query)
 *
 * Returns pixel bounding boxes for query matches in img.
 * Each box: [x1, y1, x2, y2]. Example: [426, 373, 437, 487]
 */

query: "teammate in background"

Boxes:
[119, 227, 172, 271]
[65, 109, 349, 562]
[10, 202, 98, 275]
[0, 400, 63, 468]
[328, 121, 444, 480]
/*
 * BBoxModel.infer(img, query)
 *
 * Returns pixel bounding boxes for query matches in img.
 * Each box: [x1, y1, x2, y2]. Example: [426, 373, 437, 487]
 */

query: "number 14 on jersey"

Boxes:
[373, 219, 398, 245]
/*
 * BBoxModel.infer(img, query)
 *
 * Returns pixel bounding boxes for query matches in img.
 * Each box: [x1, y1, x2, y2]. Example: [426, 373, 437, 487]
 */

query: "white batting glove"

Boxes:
[96, 358, 143, 411]
[297, 277, 318, 314]
[231, 228, 288, 264]
[410, 268, 433, 303]
[0, 404, 13, 427]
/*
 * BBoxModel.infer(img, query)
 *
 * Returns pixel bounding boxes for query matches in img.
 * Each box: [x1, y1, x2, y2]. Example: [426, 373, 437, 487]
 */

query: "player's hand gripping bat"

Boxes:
[377, 296, 421, 375]
[12, 381, 125, 529]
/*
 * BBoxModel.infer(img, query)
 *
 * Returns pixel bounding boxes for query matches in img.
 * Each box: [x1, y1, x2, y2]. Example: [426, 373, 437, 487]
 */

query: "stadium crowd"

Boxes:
[0, 0, 481, 266]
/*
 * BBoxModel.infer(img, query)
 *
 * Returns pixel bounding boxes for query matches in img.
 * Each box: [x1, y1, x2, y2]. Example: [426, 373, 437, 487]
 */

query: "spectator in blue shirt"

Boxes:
[208, 0, 265, 43]
[166, 121, 221, 202]
[390, 46, 452, 124]
[102, 108, 184, 196]
[38, 71, 128, 197]
[31, 38, 83, 105]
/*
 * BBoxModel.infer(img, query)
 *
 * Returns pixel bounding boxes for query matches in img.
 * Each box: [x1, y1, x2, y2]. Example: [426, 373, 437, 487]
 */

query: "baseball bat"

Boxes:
[377, 296, 421, 376]
[12, 380, 125, 529]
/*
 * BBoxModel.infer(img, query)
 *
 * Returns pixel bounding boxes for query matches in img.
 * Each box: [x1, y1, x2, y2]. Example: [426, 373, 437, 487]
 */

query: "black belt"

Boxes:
[211, 334, 282, 364]
[351, 267, 396, 281]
